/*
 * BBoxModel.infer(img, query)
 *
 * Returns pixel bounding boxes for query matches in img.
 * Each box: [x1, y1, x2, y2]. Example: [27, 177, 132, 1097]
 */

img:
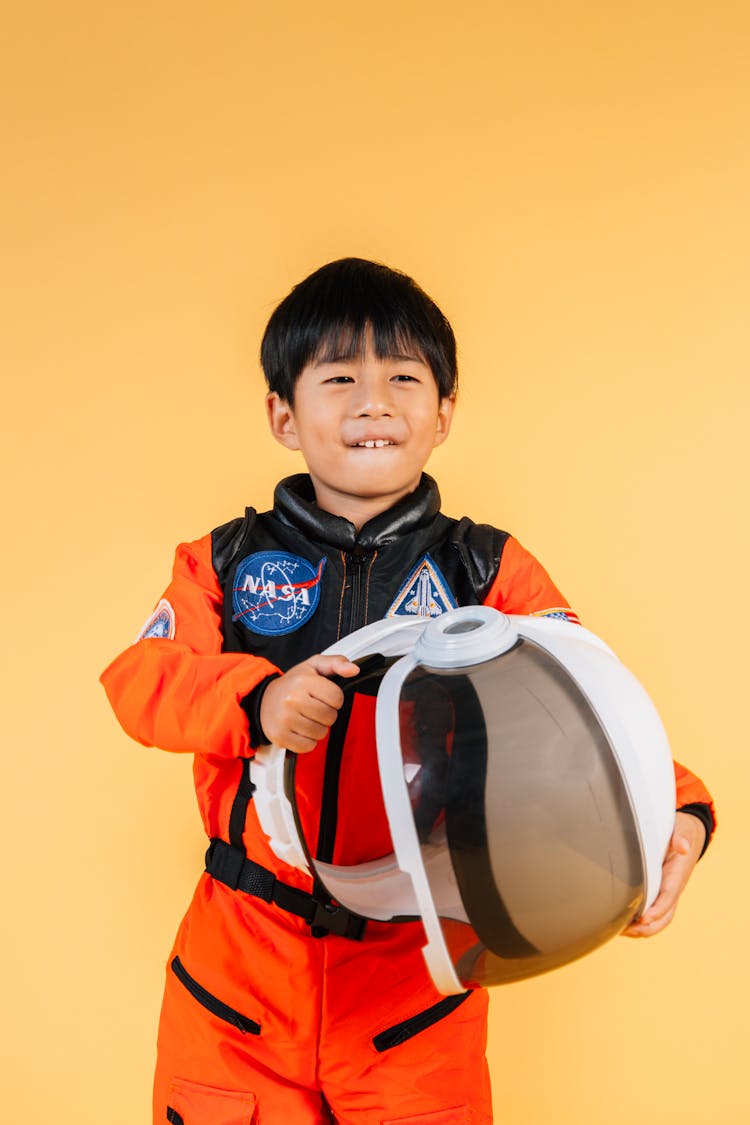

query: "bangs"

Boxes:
[261, 257, 457, 401]
[310, 319, 430, 369]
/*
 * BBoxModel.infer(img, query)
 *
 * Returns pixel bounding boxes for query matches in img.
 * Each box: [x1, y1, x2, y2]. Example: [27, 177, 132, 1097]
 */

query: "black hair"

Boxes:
[260, 257, 457, 402]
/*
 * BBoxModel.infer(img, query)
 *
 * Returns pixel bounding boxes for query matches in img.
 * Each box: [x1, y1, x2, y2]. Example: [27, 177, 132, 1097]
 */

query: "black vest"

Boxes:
[211, 473, 509, 666]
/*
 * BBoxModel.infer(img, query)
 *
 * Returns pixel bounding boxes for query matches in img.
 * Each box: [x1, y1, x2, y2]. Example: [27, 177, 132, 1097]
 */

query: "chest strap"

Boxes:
[205, 839, 367, 941]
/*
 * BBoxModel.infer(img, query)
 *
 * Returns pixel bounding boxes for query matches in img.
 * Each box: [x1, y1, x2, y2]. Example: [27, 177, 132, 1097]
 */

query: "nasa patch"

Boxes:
[136, 598, 176, 641]
[387, 555, 457, 619]
[232, 551, 326, 636]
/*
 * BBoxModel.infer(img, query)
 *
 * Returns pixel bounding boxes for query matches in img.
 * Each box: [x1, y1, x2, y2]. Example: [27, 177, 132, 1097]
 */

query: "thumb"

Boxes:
[670, 830, 692, 856]
[307, 654, 360, 679]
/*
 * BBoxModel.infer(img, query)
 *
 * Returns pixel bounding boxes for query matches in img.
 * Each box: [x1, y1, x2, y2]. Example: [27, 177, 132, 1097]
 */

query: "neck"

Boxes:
[310, 479, 421, 531]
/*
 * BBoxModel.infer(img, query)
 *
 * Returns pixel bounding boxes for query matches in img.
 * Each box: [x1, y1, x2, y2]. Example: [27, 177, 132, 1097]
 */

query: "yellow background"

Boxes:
[2, 2, 747, 1121]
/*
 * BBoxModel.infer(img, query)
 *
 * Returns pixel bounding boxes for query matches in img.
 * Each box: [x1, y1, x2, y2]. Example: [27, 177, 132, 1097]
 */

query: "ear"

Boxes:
[432, 394, 456, 448]
[266, 392, 301, 451]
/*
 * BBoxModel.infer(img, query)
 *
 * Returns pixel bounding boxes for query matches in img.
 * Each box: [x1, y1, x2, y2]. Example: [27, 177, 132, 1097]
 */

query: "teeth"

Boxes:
[356, 440, 393, 448]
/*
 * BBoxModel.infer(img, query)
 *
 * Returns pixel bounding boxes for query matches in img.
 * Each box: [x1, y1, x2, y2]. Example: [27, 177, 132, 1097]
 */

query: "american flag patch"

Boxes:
[532, 607, 581, 626]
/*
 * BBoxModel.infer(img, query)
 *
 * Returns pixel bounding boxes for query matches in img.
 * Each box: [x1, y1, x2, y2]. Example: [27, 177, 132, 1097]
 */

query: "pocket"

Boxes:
[382, 1109, 471, 1124]
[170, 956, 261, 1036]
[373, 991, 471, 1052]
[167, 1078, 257, 1124]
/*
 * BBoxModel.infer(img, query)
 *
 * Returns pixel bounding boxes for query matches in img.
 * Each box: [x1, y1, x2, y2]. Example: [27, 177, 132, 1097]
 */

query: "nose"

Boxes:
[352, 371, 395, 418]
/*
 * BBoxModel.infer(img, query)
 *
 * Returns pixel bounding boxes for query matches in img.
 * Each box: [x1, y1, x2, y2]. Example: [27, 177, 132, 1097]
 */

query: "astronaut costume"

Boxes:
[102, 474, 714, 1125]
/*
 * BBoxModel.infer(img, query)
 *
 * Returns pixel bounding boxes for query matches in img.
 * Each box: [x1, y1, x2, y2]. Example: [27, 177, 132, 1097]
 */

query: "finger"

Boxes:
[284, 729, 326, 755]
[659, 849, 696, 902]
[267, 670, 345, 715]
[308, 654, 361, 679]
[635, 901, 670, 929]
[638, 904, 674, 931]
[622, 820, 702, 939]
[623, 905, 677, 937]
[638, 879, 681, 926]
[283, 714, 333, 744]
[630, 852, 693, 929]
[306, 676, 348, 712]
[267, 712, 335, 752]
[298, 696, 343, 729]
[297, 668, 355, 711]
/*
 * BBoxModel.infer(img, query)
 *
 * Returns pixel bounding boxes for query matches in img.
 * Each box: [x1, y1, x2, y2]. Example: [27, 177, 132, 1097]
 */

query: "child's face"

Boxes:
[266, 341, 454, 526]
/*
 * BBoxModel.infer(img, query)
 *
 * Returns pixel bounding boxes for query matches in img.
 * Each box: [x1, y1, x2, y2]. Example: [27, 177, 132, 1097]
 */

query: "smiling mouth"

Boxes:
[352, 440, 396, 448]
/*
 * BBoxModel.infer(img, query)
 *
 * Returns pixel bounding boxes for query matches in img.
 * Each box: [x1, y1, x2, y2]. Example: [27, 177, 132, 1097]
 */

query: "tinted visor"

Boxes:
[399, 639, 645, 986]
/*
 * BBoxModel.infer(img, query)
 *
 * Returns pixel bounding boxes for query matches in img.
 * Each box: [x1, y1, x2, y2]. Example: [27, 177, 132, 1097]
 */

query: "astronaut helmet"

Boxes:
[250, 607, 675, 995]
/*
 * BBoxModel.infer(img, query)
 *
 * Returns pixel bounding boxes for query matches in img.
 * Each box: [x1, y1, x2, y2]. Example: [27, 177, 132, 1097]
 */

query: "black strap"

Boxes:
[315, 690, 355, 861]
[205, 838, 367, 940]
[228, 758, 256, 850]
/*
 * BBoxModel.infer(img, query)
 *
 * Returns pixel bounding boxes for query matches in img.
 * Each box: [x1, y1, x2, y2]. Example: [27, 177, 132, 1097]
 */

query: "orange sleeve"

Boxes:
[100, 534, 279, 758]
[674, 760, 716, 845]
[483, 536, 716, 835]
[482, 535, 576, 619]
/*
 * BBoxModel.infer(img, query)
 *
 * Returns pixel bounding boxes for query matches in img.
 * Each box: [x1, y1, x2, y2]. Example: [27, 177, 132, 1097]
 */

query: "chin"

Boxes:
[349, 467, 410, 488]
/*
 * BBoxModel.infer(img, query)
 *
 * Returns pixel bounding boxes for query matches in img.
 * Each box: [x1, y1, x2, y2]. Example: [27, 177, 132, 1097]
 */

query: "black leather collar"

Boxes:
[273, 473, 442, 551]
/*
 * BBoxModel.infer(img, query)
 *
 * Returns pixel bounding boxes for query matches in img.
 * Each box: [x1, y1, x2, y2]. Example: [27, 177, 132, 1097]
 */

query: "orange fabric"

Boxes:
[154, 877, 492, 1124]
[166, 1079, 257, 1125]
[100, 535, 279, 759]
[673, 760, 716, 836]
[483, 535, 569, 616]
[105, 524, 714, 1124]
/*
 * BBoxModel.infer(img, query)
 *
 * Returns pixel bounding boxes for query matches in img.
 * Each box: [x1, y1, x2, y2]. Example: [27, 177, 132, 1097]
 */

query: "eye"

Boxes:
[323, 375, 355, 384]
[392, 373, 419, 383]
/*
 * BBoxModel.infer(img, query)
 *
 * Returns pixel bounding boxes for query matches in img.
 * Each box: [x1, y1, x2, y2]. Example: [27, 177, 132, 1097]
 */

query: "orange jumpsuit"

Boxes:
[101, 475, 714, 1125]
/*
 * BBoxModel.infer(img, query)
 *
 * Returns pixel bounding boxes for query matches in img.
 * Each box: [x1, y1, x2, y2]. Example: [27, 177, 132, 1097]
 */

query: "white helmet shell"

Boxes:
[251, 608, 675, 995]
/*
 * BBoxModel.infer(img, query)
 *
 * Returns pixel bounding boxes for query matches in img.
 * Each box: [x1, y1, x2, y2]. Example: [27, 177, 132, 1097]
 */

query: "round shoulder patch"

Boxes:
[232, 551, 326, 636]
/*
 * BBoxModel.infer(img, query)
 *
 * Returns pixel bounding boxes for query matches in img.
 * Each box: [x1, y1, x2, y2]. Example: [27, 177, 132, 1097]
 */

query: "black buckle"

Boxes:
[205, 839, 367, 941]
[205, 839, 244, 891]
[309, 900, 367, 940]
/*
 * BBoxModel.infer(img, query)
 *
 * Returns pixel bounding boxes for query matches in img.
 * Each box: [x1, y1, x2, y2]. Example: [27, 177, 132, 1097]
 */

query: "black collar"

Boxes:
[273, 474, 442, 551]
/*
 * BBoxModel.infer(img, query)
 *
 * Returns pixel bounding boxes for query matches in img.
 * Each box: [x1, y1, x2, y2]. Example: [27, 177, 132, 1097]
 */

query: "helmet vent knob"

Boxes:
[444, 618, 483, 635]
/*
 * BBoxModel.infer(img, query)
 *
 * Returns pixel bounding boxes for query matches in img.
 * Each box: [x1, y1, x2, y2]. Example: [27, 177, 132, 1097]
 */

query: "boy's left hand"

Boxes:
[622, 811, 706, 938]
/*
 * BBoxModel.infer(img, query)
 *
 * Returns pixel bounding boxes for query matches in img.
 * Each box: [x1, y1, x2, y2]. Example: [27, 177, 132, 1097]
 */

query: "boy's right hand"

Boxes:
[259, 654, 360, 754]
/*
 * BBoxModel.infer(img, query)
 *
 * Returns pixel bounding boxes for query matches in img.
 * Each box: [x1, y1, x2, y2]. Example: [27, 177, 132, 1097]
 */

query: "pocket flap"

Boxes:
[383, 1109, 472, 1124]
[168, 1078, 257, 1124]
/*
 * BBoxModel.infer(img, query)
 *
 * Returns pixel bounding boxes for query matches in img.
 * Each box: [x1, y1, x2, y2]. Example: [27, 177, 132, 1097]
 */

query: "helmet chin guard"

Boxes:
[250, 608, 675, 995]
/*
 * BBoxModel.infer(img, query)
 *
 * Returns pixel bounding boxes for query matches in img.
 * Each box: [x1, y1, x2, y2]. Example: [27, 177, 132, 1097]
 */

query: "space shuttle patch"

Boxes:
[135, 598, 176, 641]
[387, 555, 458, 619]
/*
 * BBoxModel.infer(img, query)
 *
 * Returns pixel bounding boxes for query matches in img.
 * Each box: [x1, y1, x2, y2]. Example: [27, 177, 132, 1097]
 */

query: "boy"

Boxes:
[102, 258, 714, 1125]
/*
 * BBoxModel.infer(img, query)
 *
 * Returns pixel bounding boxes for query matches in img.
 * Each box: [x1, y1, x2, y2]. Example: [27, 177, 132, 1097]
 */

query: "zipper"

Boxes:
[347, 544, 367, 634]
[373, 991, 471, 1052]
[170, 956, 261, 1035]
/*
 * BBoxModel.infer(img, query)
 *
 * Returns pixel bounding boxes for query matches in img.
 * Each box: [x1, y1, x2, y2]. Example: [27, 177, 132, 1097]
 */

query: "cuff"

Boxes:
[240, 674, 281, 748]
